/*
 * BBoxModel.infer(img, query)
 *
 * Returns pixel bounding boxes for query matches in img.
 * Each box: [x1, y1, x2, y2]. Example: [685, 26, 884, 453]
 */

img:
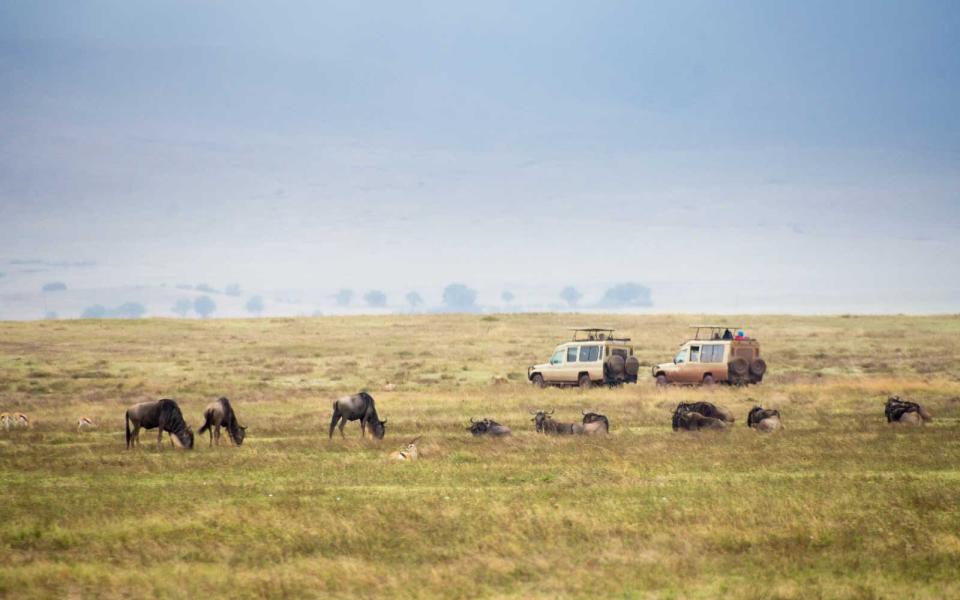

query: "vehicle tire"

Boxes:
[749, 358, 767, 378]
[728, 357, 749, 378]
[703, 374, 715, 386]
[625, 356, 640, 377]
[531, 373, 545, 388]
[606, 355, 625, 377]
[578, 373, 592, 388]
[656, 373, 668, 387]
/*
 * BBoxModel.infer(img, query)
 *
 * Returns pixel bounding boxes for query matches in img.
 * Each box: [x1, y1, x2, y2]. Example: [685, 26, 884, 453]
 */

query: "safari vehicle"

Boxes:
[652, 325, 766, 386]
[528, 328, 640, 388]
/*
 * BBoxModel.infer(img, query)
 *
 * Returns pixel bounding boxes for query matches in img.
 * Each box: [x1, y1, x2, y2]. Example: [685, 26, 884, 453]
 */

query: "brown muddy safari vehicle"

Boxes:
[652, 325, 766, 386]
[528, 327, 640, 388]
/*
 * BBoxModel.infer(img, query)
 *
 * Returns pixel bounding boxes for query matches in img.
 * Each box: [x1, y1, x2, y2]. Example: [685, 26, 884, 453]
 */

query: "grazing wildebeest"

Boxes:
[531, 410, 583, 435]
[389, 436, 421, 461]
[885, 396, 932, 425]
[671, 402, 734, 431]
[125, 399, 195, 449]
[747, 406, 783, 432]
[581, 410, 610, 435]
[467, 418, 512, 437]
[329, 392, 386, 439]
[198, 397, 247, 446]
[77, 416, 96, 432]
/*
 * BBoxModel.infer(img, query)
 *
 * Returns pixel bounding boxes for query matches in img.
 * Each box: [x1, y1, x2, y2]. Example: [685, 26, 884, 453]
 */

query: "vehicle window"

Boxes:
[689, 345, 701, 363]
[702, 344, 723, 362]
[674, 349, 687, 364]
[550, 350, 564, 365]
[566, 347, 578, 362]
[579, 345, 600, 362]
[612, 348, 628, 359]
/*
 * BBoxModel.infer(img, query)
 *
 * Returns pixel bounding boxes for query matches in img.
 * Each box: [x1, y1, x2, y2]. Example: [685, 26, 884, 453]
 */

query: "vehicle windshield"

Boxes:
[549, 349, 564, 365]
[674, 349, 687, 364]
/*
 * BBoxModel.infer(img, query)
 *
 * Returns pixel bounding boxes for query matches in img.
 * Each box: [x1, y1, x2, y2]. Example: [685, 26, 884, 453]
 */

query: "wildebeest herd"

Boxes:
[0, 394, 935, 456]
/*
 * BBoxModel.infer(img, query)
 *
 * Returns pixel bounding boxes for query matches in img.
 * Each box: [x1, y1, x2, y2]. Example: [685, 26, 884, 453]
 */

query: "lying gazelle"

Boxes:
[0, 413, 11, 431]
[77, 416, 96, 432]
[389, 436, 421, 461]
[2, 412, 30, 430]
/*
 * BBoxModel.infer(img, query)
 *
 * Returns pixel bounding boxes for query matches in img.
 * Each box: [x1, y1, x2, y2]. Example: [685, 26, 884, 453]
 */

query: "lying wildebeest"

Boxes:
[747, 406, 783, 432]
[581, 409, 610, 435]
[885, 396, 932, 425]
[531, 410, 583, 435]
[467, 418, 512, 437]
[125, 399, 194, 449]
[329, 392, 387, 439]
[389, 436, 421, 461]
[674, 411, 727, 431]
[671, 402, 734, 431]
[198, 397, 247, 446]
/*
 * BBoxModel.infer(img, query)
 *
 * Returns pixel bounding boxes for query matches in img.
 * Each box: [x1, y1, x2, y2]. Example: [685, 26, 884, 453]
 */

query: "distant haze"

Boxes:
[1, 1, 958, 319]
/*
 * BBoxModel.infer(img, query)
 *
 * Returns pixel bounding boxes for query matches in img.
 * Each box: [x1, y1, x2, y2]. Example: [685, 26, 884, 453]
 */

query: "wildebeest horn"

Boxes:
[582, 409, 587, 415]
[470, 417, 476, 423]
[548, 409, 555, 415]
[529, 410, 538, 415]
[408, 436, 422, 445]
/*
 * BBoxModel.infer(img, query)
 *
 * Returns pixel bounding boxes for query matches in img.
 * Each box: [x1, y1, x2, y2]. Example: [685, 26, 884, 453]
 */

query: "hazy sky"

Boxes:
[1, 1, 959, 315]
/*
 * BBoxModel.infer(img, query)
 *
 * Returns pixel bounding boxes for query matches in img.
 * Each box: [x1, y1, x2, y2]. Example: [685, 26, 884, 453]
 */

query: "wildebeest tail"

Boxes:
[197, 409, 212, 435]
[125, 410, 131, 447]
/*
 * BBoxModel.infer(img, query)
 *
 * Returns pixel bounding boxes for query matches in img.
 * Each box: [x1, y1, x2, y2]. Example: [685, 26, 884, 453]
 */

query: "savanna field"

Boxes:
[1, 314, 959, 599]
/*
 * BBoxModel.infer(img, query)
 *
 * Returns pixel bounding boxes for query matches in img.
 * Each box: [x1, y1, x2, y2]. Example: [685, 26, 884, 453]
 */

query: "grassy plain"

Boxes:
[1, 313, 959, 599]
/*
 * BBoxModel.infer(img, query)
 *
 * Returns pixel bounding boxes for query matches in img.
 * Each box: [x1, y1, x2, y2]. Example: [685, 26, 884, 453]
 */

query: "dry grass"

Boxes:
[1, 314, 959, 598]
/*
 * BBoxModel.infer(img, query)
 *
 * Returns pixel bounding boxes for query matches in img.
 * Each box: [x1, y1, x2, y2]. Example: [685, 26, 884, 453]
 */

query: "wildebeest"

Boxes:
[198, 397, 247, 446]
[389, 436, 421, 461]
[885, 396, 932, 425]
[125, 399, 195, 449]
[531, 410, 583, 435]
[329, 392, 387, 439]
[467, 418, 512, 437]
[581, 410, 610, 435]
[674, 411, 727, 431]
[671, 402, 734, 431]
[747, 406, 783, 432]
[77, 416, 96, 432]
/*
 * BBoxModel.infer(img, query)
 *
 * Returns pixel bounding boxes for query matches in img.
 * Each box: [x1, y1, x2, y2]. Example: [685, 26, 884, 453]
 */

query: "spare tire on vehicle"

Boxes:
[625, 356, 640, 376]
[606, 355, 626, 377]
[749, 358, 767, 378]
[728, 357, 749, 378]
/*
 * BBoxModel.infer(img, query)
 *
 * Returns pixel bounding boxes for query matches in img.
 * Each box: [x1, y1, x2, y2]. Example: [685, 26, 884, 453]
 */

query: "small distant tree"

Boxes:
[560, 286, 582, 307]
[364, 290, 387, 307]
[442, 283, 478, 312]
[598, 283, 652, 308]
[172, 298, 192, 317]
[246, 295, 265, 316]
[334, 289, 353, 306]
[225, 283, 243, 297]
[81, 305, 108, 319]
[194, 295, 216, 318]
[42, 282, 67, 293]
[501, 290, 515, 304]
[405, 291, 423, 309]
[113, 302, 146, 318]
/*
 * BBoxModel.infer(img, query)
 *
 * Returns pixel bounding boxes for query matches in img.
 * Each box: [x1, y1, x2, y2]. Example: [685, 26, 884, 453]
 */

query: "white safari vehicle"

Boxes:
[528, 328, 640, 388]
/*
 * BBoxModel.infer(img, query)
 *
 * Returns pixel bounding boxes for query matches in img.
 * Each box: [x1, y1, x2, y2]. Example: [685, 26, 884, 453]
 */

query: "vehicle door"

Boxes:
[542, 346, 566, 384]
[700, 343, 726, 381]
[578, 344, 602, 380]
[561, 344, 580, 383]
[679, 343, 704, 383]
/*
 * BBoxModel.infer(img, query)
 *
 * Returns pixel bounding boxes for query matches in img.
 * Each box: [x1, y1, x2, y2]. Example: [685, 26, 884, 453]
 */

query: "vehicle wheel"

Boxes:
[531, 373, 545, 388]
[625, 356, 640, 377]
[578, 373, 592, 388]
[656, 374, 668, 387]
[728, 357, 749, 378]
[749, 358, 767, 378]
[606, 355, 625, 377]
[703, 374, 715, 386]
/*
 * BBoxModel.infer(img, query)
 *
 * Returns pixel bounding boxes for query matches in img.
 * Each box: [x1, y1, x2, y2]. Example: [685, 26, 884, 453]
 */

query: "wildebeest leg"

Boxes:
[360, 419, 366, 438]
[329, 409, 342, 439]
[208, 424, 214, 447]
[215, 424, 221, 446]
